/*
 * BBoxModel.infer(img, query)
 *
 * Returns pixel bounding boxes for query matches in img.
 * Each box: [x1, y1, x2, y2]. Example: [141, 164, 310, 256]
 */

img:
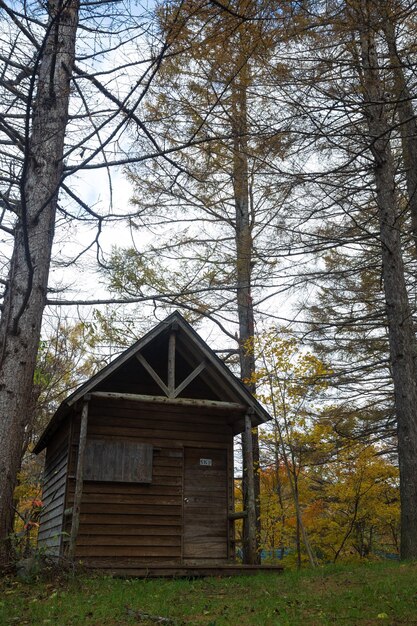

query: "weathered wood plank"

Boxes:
[38, 528, 62, 545]
[84, 439, 153, 483]
[42, 484, 66, 511]
[183, 447, 228, 562]
[87, 425, 229, 444]
[39, 505, 66, 531]
[76, 535, 181, 547]
[88, 413, 231, 435]
[183, 541, 227, 558]
[77, 494, 182, 506]
[81, 436, 227, 450]
[154, 455, 183, 464]
[78, 503, 182, 516]
[91, 391, 245, 412]
[72, 483, 182, 496]
[38, 431, 69, 556]
[75, 546, 181, 558]
[88, 402, 233, 421]
[79, 514, 181, 526]
[158, 449, 183, 458]
[184, 524, 227, 539]
[184, 447, 228, 465]
[182, 512, 228, 523]
[146, 467, 183, 479]
[43, 447, 68, 479]
[79, 524, 181, 535]
[38, 515, 68, 535]
[183, 495, 227, 507]
[38, 507, 62, 538]
[42, 468, 68, 496]
[80, 557, 183, 568]
[185, 477, 228, 490]
[41, 480, 67, 506]
[38, 533, 61, 546]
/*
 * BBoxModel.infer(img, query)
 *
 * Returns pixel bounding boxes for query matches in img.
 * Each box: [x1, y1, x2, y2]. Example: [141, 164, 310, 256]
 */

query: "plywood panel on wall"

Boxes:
[84, 439, 153, 483]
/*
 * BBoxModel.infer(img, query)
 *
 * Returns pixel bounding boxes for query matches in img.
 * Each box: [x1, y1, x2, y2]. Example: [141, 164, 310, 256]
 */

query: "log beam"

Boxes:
[228, 510, 248, 521]
[90, 391, 245, 412]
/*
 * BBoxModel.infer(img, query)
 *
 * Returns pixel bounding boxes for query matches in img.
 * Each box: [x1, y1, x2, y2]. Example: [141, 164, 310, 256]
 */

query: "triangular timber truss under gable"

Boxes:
[136, 330, 206, 400]
[34, 311, 270, 454]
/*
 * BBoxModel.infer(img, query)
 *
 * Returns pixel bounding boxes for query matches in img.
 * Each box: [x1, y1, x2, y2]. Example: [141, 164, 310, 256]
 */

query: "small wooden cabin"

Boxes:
[34, 311, 273, 576]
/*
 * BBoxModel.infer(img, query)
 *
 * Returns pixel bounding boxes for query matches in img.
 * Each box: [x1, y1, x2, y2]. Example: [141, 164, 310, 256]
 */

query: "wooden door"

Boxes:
[183, 447, 229, 563]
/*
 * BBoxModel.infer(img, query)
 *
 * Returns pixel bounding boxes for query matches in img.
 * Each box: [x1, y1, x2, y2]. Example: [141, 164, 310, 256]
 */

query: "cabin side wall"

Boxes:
[64, 397, 234, 571]
[37, 419, 70, 556]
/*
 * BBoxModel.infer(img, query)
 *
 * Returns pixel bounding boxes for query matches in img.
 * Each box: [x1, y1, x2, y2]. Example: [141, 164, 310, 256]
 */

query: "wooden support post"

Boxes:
[68, 397, 89, 559]
[243, 412, 258, 565]
[168, 330, 176, 398]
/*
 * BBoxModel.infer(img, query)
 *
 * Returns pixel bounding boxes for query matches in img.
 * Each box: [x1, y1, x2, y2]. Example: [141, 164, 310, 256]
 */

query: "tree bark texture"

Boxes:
[358, 0, 417, 560]
[382, 14, 417, 253]
[0, 0, 79, 568]
[231, 69, 261, 565]
[243, 412, 258, 564]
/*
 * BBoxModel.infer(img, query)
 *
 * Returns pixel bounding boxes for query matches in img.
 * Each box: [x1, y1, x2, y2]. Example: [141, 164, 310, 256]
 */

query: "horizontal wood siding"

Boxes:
[38, 422, 69, 556]
[67, 398, 233, 569]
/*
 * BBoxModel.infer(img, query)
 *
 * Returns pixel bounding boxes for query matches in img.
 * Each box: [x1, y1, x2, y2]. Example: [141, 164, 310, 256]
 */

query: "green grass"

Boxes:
[1, 560, 417, 625]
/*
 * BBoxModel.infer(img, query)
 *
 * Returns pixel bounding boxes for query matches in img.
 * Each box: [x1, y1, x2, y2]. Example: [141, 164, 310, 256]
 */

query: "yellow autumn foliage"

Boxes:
[247, 330, 399, 565]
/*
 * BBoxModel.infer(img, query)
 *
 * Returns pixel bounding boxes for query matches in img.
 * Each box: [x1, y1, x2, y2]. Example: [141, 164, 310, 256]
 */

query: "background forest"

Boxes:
[1, 0, 415, 568]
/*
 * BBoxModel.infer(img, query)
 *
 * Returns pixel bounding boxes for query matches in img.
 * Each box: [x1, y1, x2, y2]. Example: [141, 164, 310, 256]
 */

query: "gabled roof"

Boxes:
[34, 311, 271, 453]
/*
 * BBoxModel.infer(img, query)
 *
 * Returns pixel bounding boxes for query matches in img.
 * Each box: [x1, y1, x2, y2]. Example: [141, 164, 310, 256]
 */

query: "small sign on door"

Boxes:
[200, 458, 212, 466]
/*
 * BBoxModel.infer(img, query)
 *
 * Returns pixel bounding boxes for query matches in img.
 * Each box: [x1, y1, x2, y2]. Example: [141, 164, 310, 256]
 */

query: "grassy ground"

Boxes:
[1, 560, 417, 625]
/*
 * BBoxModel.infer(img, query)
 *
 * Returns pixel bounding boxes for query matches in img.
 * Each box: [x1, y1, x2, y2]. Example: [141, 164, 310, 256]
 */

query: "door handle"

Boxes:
[184, 497, 189, 503]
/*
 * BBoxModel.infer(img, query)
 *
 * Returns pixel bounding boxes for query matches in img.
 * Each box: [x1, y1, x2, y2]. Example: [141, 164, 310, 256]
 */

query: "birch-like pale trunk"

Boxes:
[0, 0, 79, 567]
[358, 0, 417, 559]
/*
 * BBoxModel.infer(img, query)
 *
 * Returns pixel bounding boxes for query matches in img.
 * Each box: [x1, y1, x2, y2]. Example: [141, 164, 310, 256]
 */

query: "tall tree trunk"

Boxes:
[0, 0, 79, 568]
[358, 0, 417, 559]
[295, 511, 301, 568]
[382, 13, 417, 252]
[273, 438, 286, 560]
[231, 66, 261, 565]
[275, 412, 317, 567]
